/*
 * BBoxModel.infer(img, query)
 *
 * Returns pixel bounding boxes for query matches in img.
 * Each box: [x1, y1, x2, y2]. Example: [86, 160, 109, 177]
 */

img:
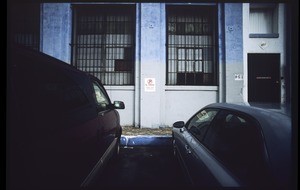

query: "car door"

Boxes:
[8, 48, 103, 189]
[174, 108, 220, 186]
[90, 78, 120, 156]
[202, 109, 267, 187]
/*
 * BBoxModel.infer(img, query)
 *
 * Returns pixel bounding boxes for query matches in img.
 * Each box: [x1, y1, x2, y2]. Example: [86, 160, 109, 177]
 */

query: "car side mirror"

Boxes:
[173, 121, 185, 128]
[113, 101, 125, 109]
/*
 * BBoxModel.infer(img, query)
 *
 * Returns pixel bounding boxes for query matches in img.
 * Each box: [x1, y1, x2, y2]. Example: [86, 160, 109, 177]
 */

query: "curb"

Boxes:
[120, 135, 172, 147]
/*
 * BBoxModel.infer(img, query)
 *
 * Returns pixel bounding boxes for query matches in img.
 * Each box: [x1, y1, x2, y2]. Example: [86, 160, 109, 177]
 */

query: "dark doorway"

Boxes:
[248, 53, 280, 103]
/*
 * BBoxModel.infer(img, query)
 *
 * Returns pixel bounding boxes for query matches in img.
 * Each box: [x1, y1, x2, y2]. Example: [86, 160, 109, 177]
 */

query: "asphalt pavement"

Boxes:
[89, 136, 188, 188]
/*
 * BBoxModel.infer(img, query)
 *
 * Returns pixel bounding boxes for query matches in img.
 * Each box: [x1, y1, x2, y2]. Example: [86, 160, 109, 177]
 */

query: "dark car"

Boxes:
[7, 45, 125, 190]
[172, 103, 291, 188]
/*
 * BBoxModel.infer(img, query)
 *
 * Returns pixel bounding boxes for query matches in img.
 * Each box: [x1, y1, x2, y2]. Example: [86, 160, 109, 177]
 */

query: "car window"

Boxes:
[203, 110, 267, 186]
[92, 81, 110, 111]
[186, 109, 218, 142]
[40, 70, 89, 111]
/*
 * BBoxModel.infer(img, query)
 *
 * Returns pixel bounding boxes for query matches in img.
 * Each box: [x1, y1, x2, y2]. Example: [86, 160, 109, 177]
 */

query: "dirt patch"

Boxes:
[122, 126, 173, 136]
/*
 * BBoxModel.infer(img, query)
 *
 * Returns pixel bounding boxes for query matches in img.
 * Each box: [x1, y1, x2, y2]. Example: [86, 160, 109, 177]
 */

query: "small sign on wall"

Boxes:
[234, 74, 243, 81]
[145, 78, 156, 92]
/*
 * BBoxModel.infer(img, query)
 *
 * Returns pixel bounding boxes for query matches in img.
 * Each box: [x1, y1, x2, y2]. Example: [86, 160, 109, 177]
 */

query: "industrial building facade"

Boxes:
[9, 2, 291, 128]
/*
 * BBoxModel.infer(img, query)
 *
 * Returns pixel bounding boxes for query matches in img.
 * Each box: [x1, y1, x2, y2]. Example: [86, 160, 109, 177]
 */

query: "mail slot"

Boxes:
[256, 76, 272, 80]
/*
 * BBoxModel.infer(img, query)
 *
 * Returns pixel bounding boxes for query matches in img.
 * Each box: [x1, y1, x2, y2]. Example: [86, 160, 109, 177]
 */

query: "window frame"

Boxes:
[166, 5, 218, 86]
[71, 4, 136, 85]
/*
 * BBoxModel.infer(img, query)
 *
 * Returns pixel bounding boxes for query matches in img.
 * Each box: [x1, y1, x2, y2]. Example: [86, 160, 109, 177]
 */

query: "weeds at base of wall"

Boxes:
[122, 125, 173, 136]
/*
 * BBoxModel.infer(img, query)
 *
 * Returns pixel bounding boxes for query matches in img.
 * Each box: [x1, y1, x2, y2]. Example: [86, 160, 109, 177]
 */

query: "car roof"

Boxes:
[9, 44, 105, 85]
[10, 44, 83, 74]
[204, 102, 290, 122]
[203, 103, 291, 185]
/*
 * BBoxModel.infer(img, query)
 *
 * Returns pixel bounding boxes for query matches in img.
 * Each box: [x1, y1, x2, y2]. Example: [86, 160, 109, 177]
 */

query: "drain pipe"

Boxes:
[218, 3, 226, 103]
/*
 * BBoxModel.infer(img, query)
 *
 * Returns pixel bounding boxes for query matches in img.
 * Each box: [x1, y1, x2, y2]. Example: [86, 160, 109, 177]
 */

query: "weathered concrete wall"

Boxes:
[105, 86, 135, 126]
[224, 3, 244, 103]
[138, 3, 221, 128]
[39, 3, 222, 128]
[41, 3, 71, 63]
[41, 3, 135, 126]
[139, 3, 166, 128]
[38, 3, 288, 128]
[164, 86, 218, 127]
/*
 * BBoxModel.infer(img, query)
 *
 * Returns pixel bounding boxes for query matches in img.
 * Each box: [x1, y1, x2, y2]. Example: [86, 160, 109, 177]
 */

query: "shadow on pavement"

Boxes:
[90, 144, 187, 188]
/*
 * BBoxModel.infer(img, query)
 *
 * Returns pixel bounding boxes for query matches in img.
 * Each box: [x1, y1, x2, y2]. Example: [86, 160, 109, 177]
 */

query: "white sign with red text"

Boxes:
[145, 78, 156, 92]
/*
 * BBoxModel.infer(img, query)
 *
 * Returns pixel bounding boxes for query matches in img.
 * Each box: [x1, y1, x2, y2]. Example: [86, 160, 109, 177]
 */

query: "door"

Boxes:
[248, 54, 280, 103]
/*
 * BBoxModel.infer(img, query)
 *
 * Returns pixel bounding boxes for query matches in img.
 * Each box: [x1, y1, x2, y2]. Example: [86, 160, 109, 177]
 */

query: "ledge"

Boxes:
[249, 33, 279, 38]
[104, 86, 135, 91]
[165, 85, 218, 91]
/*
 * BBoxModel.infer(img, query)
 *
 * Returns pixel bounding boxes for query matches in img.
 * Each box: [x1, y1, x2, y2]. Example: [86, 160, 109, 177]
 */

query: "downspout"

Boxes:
[218, 3, 226, 103]
[134, 3, 141, 128]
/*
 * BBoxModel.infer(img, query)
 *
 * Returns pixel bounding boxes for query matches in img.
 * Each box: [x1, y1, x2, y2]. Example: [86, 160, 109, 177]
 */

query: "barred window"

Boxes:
[10, 3, 40, 50]
[166, 6, 218, 85]
[71, 5, 135, 85]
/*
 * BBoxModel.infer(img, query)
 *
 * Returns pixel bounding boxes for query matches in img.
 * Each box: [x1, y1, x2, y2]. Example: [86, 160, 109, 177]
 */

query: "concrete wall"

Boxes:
[138, 3, 219, 128]
[41, 3, 71, 63]
[39, 3, 288, 128]
[164, 86, 218, 126]
[40, 3, 222, 128]
[224, 3, 244, 103]
[139, 3, 166, 128]
[105, 86, 135, 126]
[41, 3, 136, 127]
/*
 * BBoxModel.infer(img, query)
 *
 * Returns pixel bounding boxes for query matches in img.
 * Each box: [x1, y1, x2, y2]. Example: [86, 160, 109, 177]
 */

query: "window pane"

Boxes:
[250, 9, 273, 33]
[249, 4, 278, 34]
[178, 48, 185, 60]
[187, 49, 194, 60]
[178, 61, 185, 72]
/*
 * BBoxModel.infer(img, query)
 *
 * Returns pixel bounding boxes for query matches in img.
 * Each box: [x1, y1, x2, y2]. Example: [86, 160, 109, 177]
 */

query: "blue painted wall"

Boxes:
[224, 3, 243, 63]
[224, 3, 244, 102]
[41, 3, 72, 63]
[38, 3, 248, 127]
[139, 3, 166, 128]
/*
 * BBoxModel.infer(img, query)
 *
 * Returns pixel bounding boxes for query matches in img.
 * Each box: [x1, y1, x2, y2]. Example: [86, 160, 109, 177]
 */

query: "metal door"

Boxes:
[248, 53, 280, 103]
